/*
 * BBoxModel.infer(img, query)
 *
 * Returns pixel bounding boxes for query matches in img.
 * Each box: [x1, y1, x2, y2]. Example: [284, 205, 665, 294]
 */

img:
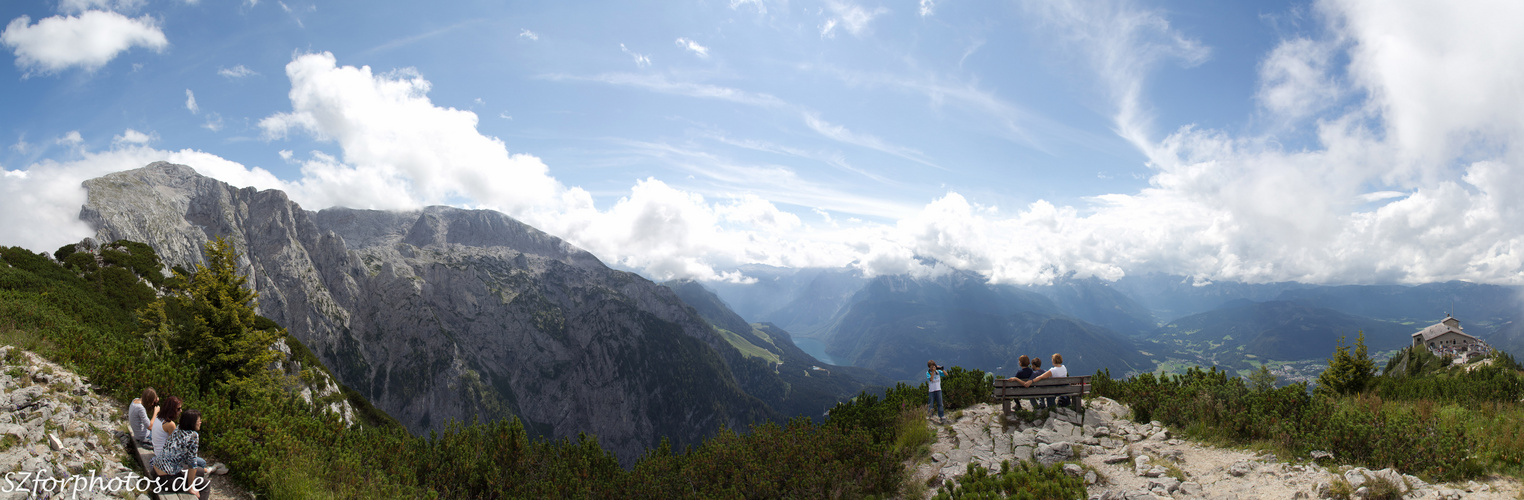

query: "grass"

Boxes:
[713, 327, 782, 365]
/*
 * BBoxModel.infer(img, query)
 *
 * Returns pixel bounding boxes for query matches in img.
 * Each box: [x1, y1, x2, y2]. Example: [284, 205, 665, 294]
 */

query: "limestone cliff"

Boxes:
[80, 162, 775, 464]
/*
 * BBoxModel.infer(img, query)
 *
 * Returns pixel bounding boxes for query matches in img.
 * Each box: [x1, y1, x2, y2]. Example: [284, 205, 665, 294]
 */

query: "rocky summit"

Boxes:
[80, 162, 778, 464]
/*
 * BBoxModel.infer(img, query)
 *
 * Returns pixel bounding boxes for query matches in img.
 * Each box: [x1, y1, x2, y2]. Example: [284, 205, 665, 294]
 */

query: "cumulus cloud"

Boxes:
[184, 89, 198, 114]
[1, 11, 167, 75]
[518, 29, 538, 41]
[675, 37, 708, 58]
[0, 139, 286, 253]
[113, 129, 153, 145]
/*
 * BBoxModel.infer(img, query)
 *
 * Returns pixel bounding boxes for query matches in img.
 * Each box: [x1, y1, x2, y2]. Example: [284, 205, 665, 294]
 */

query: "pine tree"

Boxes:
[137, 236, 285, 393]
[1246, 364, 1277, 392]
[1316, 330, 1375, 396]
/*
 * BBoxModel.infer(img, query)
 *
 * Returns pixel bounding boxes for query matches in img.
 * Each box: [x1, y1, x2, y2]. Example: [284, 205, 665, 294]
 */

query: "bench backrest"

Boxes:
[992, 376, 1090, 397]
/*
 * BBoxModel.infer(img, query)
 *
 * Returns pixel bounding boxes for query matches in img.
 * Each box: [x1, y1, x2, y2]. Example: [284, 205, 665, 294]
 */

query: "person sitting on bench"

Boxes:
[128, 388, 157, 449]
[1003, 355, 1034, 411]
[1018, 353, 1070, 408]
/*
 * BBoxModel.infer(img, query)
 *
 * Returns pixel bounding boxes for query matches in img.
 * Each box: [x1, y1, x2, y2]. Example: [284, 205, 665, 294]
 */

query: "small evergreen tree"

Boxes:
[1316, 330, 1375, 396]
[1246, 364, 1277, 391]
[137, 236, 285, 394]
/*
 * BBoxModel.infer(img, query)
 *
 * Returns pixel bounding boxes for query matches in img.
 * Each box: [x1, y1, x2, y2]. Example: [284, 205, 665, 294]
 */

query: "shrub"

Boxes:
[931, 460, 1086, 500]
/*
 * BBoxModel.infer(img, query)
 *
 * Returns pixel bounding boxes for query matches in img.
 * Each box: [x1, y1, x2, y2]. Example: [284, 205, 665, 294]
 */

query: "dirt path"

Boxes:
[908, 398, 1522, 499]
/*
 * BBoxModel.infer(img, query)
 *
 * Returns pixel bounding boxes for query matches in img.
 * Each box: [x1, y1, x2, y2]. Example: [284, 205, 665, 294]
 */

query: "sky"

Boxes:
[3, 0, 1524, 286]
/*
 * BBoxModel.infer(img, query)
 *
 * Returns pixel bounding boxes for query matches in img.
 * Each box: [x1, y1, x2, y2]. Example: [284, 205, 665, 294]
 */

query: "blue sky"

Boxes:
[4, 0, 1524, 286]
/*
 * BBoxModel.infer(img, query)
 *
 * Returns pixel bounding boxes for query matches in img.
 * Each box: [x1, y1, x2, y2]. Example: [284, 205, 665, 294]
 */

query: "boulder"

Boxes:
[1063, 464, 1084, 477]
[1035, 442, 1073, 466]
[1228, 460, 1253, 477]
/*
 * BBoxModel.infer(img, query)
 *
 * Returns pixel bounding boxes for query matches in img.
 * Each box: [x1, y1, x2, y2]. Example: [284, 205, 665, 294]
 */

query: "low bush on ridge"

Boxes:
[1093, 338, 1524, 481]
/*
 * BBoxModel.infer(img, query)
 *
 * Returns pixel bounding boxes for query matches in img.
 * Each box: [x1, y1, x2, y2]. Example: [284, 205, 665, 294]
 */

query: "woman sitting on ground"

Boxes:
[128, 388, 157, 449]
[150, 409, 208, 499]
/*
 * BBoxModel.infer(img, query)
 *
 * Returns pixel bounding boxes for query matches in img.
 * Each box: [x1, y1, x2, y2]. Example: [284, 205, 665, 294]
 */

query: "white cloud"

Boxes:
[675, 37, 708, 58]
[218, 64, 256, 78]
[1, 11, 168, 75]
[0, 141, 285, 253]
[518, 29, 538, 41]
[259, 52, 564, 214]
[184, 89, 198, 114]
[1257, 37, 1341, 121]
[919, 0, 935, 17]
[202, 112, 224, 132]
[619, 43, 651, 68]
[822, 0, 887, 38]
[113, 129, 153, 145]
[57, 131, 82, 146]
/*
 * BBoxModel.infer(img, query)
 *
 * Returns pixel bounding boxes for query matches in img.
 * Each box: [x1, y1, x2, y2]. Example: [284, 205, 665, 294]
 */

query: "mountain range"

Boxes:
[79, 162, 875, 464]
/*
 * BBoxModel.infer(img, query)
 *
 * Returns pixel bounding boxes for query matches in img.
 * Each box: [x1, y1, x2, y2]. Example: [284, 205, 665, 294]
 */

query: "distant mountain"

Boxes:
[1273, 282, 1522, 330]
[1027, 275, 1158, 336]
[706, 266, 868, 338]
[1149, 300, 1414, 371]
[1482, 321, 1524, 360]
[823, 271, 1154, 381]
[663, 280, 888, 418]
[81, 162, 783, 464]
[1111, 273, 1309, 323]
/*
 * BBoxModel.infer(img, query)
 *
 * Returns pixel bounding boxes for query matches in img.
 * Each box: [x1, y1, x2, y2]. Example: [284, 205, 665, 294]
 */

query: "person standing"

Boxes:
[927, 360, 947, 423]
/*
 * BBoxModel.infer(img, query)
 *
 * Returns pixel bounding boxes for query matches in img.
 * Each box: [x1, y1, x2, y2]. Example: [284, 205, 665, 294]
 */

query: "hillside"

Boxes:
[823, 271, 1153, 381]
[1147, 300, 1414, 374]
[79, 162, 789, 464]
[1027, 274, 1158, 337]
[663, 279, 888, 418]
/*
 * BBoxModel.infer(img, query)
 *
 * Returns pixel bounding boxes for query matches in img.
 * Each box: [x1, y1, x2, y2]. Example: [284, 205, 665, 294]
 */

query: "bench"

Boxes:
[992, 376, 1091, 425]
[122, 425, 199, 500]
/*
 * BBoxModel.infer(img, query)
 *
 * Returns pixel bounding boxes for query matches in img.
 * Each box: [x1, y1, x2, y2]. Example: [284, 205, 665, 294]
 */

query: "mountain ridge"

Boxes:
[79, 162, 784, 464]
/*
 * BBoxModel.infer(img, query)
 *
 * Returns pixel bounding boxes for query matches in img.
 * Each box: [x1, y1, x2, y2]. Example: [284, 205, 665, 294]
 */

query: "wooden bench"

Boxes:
[123, 425, 199, 500]
[992, 376, 1091, 425]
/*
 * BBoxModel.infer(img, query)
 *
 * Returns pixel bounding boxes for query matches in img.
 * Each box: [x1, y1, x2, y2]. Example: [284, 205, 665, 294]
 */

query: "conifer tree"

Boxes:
[1316, 330, 1374, 396]
[138, 236, 285, 393]
[1246, 364, 1276, 392]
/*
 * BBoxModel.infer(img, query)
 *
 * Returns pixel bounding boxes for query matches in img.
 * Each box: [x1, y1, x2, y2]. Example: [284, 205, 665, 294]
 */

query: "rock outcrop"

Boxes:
[913, 399, 1523, 499]
[0, 346, 136, 499]
[79, 162, 776, 464]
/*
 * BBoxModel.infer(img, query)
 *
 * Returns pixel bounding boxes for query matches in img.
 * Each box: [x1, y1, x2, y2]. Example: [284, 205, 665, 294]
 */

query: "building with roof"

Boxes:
[1412, 315, 1492, 359]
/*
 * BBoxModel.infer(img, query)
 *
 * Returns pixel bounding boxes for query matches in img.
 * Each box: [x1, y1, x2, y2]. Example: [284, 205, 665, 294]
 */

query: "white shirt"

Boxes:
[150, 417, 170, 451]
[1048, 365, 1068, 378]
[927, 369, 943, 392]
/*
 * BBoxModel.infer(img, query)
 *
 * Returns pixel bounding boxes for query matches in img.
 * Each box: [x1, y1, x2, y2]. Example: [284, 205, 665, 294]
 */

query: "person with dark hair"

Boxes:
[1004, 355, 1034, 411]
[926, 360, 947, 424]
[1020, 353, 1070, 408]
[151, 409, 208, 499]
[150, 396, 182, 453]
[129, 388, 158, 448]
[1029, 357, 1047, 409]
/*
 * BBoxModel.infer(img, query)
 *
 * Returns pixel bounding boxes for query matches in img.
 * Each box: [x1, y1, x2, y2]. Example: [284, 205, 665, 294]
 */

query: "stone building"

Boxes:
[1411, 315, 1491, 358]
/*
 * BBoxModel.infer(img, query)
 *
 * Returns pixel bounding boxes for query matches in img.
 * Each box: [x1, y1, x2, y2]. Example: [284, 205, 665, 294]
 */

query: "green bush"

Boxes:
[932, 460, 1086, 500]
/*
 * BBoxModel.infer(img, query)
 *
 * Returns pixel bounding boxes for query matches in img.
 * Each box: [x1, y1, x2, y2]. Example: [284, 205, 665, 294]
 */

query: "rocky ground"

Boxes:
[911, 398, 1523, 499]
[0, 345, 250, 499]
